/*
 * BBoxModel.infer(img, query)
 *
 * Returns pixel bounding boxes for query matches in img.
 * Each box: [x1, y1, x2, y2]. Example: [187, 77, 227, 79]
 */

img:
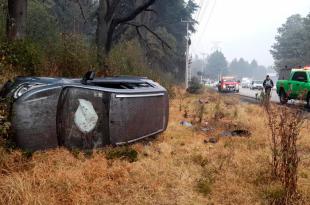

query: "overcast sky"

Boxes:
[191, 0, 310, 66]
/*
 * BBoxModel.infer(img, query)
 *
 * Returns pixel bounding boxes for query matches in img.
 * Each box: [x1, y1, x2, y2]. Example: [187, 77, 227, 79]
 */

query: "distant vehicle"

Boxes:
[241, 78, 252, 88]
[0, 71, 169, 151]
[276, 66, 310, 106]
[218, 76, 240, 92]
[250, 80, 264, 90]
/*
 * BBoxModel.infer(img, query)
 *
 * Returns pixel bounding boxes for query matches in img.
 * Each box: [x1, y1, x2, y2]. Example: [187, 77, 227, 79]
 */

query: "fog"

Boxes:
[191, 0, 310, 66]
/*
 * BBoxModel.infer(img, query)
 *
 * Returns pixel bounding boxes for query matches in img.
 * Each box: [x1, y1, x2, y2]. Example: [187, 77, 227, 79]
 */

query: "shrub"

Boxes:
[0, 98, 12, 141]
[42, 33, 97, 77]
[262, 182, 286, 204]
[187, 77, 204, 94]
[0, 40, 42, 75]
[106, 40, 176, 96]
[197, 178, 212, 196]
[265, 105, 304, 204]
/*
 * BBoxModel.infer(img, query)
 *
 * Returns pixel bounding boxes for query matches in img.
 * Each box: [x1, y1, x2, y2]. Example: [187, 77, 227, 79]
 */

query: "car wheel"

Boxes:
[279, 90, 288, 104]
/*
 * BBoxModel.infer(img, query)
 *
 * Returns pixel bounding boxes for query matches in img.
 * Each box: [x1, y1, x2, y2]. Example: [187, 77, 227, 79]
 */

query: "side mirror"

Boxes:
[82, 71, 96, 84]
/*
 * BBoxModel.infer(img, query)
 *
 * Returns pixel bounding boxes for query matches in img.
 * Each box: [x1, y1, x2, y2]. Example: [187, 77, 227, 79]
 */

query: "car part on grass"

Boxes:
[220, 129, 251, 138]
[204, 137, 218, 144]
[180, 121, 193, 127]
[1, 72, 169, 151]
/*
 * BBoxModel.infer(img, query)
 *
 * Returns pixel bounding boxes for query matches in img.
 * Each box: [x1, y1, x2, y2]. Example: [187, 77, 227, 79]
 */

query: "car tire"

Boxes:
[279, 89, 288, 104]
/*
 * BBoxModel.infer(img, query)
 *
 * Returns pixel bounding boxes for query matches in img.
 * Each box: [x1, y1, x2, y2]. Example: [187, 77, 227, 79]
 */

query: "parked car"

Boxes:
[250, 80, 264, 90]
[0, 71, 169, 151]
[276, 66, 310, 106]
[218, 76, 240, 93]
[241, 78, 252, 88]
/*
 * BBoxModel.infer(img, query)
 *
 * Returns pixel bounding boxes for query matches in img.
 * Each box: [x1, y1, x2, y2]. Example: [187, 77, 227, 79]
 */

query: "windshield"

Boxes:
[253, 81, 263, 84]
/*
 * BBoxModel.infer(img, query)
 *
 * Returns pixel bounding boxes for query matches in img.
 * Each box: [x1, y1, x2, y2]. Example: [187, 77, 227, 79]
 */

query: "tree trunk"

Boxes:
[7, 0, 27, 40]
[96, 0, 111, 75]
[96, 0, 156, 75]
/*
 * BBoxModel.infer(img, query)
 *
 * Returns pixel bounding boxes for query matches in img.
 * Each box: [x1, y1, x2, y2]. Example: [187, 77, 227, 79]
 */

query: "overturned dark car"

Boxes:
[0, 72, 169, 151]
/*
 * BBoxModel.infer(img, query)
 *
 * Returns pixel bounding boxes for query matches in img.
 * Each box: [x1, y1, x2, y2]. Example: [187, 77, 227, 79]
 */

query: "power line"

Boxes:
[201, 0, 217, 40]
[191, 0, 212, 54]
[192, 0, 217, 56]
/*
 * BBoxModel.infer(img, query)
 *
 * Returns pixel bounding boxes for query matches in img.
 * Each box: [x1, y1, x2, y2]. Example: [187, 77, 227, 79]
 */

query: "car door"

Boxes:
[290, 71, 308, 99]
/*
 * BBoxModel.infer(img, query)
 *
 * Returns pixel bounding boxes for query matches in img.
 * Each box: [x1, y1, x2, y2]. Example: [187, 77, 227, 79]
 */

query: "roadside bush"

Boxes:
[262, 182, 286, 204]
[197, 178, 212, 196]
[0, 98, 12, 146]
[0, 40, 42, 75]
[41, 33, 97, 77]
[187, 77, 204, 94]
[0, 0, 6, 40]
[107, 40, 176, 96]
[265, 105, 304, 204]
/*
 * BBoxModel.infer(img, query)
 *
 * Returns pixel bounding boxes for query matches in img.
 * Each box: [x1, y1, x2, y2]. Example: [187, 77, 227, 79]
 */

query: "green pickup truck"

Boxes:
[276, 68, 310, 106]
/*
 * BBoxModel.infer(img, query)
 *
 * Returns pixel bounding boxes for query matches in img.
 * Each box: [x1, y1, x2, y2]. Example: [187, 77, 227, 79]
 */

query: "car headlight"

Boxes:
[13, 84, 44, 99]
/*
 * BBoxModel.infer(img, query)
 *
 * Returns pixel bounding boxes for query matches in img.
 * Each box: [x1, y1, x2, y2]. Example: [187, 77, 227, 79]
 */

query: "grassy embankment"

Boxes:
[0, 88, 309, 204]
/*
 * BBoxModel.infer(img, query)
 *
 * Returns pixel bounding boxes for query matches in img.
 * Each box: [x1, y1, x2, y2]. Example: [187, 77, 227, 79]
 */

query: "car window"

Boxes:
[292, 72, 308, 82]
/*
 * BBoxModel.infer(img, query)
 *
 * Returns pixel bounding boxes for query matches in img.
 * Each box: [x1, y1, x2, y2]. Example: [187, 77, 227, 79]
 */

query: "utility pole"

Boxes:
[182, 19, 194, 89]
[201, 52, 207, 84]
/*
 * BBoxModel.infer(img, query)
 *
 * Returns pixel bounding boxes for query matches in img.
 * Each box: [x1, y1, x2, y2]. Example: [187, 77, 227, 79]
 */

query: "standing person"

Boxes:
[263, 75, 274, 98]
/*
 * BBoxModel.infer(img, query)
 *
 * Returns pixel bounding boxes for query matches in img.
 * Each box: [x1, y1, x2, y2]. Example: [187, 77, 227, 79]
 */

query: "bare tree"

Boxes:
[7, 0, 27, 40]
[96, 0, 157, 74]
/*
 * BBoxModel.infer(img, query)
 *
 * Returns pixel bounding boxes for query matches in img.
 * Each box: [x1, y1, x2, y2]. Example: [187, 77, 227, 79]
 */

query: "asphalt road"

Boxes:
[238, 87, 279, 103]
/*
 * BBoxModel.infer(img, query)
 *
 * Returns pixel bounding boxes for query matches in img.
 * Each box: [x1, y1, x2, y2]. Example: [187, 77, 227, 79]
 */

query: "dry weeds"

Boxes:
[0, 89, 309, 205]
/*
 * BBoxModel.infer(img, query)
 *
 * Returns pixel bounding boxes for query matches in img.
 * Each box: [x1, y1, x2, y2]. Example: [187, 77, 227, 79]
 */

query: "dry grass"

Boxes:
[0, 89, 310, 204]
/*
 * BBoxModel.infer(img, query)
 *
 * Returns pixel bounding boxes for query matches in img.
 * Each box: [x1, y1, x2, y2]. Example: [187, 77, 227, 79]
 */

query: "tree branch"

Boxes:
[114, 0, 156, 24]
[145, 8, 158, 15]
[75, 0, 87, 23]
[105, 0, 121, 22]
[124, 22, 171, 49]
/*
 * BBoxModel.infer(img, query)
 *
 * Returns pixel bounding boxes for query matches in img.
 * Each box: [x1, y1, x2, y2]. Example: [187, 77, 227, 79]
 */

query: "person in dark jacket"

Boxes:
[263, 75, 274, 97]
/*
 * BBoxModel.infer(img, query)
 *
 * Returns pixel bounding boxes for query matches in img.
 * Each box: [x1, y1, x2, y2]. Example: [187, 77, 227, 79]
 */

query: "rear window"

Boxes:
[292, 72, 308, 82]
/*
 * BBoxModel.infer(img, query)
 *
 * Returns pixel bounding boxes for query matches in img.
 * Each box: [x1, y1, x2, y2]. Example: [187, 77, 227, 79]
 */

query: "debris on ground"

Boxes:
[208, 137, 218, 144]
[202, 121, 209, 127]
[220, 129, 251, 138]
[180, 121, 193, 127]
[220, 131, 233, 137]
[231, 129, 251, 137]
[201, 127, 214, 132]
[199, 98, 209, 104]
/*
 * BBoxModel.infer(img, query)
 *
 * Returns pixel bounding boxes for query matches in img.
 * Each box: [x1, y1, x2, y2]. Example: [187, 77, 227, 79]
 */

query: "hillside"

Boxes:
[0, 89, 310, 205]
